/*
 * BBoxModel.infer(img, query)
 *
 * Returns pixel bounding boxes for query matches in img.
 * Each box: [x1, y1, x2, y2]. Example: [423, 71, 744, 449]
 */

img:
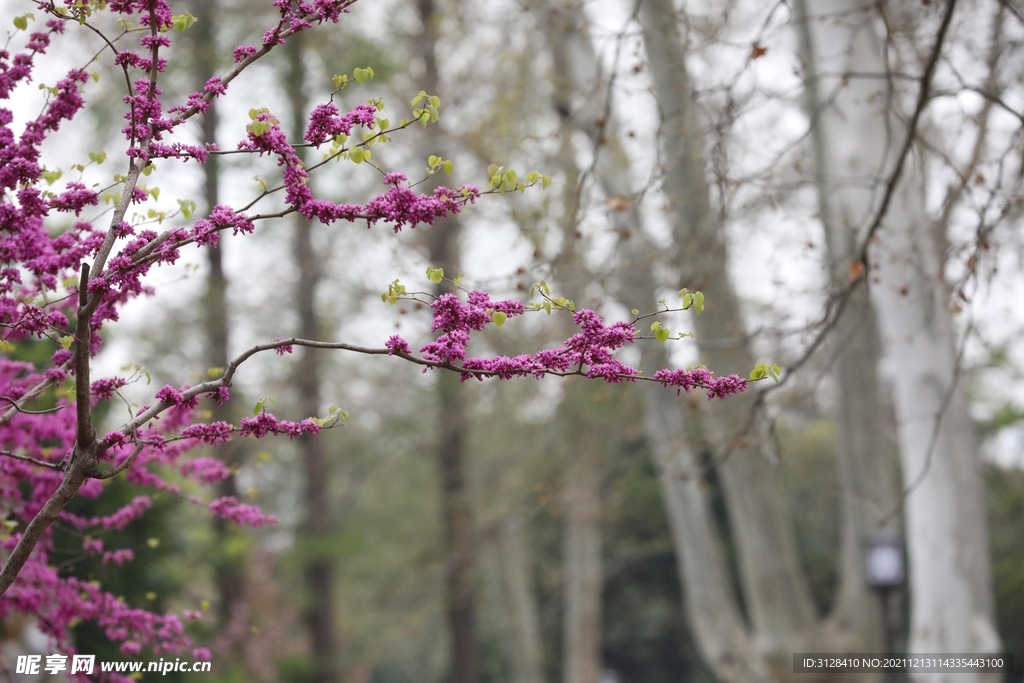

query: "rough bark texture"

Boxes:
[417, 2, 478, 681]
[284, 34, 338, 683]
[794, 0, 899, 654]
[189, 0, 250, 650]
[796, 3, 1001, 680]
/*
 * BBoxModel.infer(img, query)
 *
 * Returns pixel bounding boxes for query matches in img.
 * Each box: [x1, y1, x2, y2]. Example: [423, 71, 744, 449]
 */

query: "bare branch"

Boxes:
[857, 0, 958, 268]
[0, 450, 64, 471]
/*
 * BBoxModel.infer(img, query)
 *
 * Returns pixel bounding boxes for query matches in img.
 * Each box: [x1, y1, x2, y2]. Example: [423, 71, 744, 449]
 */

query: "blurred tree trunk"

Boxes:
[543, 1, 897, 680]
[416, 2, 477, 682]
[542, 6, 765, 680]
[559, 398, 603, 683]
[284, 33, 338, 683]
[497, 515, 546, 683]
[797, 1, 1001, 677]
[188, 0, 250, 653]
[794, 0, 899, 653]
[638, 0, 822, 673]
[550, 84, 605, 683]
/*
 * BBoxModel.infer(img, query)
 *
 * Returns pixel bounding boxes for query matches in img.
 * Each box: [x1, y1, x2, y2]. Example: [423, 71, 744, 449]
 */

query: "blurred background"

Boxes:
[3, 0, 1024, 682]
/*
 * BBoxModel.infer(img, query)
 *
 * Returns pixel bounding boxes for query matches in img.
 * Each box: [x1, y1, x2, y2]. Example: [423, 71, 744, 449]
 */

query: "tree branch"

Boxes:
[857, 0, 958, 268]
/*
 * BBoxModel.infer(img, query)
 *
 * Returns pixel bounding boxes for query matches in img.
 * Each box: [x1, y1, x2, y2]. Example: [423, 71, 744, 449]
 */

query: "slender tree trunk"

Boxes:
[497, 515, 546, 683]
[189, 0, 250, 651]
[417, 3, 477, 681]
[793, 0, 898, 654]
[284, 34, 338, 683]
[797, 2, 1001, 679]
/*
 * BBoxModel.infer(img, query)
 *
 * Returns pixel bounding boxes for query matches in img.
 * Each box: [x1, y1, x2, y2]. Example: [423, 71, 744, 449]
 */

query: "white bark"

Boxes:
[794, 0, 900, 652]
[543, 2, 806, 681]
[799, 2, 1000, 679]
[637, 0, 820, 667]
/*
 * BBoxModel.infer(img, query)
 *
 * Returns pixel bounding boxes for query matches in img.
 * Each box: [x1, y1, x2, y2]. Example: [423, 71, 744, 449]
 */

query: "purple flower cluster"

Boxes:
[209, 496, 277, 528]
[304, 102, 378, 145]
[408, 293, 748, 397]
[239, 109, 481, 231]
[652, 368, 749, 400]
[420, 291, 525, 363]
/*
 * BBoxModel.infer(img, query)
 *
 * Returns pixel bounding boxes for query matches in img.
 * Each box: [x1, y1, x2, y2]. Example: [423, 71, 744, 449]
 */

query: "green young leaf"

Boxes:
[693, 291, 705, 314]
[171, 12, 196, 31]
[40, 168, 62, 185]
[411, 90, 426, 106]
[631, 309, 640, 316]
[492, 311, 507, 327]
[443, 159, 454, 176]
[749, 363, 768, 380]
[13, 15, 28, 30]
[426, 266, 444, 284]
[60, 335, 74, 349]
[654, 327, 670, 343]
[146, 538, 160, 549]
[349, 147, 365, 164]
[177, 199, 196, 219]
[0, 340, 14, 353]
[253, 398, 266, 415]
[88, 151, 106, 165]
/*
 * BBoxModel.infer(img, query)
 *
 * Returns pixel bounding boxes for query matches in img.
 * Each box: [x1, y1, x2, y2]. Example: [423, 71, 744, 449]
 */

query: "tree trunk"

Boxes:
[189, 0, 250, 653]
[417, 3, 477, 681]
[546, 60, 607, 683]
[541, 4, 761, 676]
[797, 2, 1001, 678]
[284, 33, 338, 683]
[637, 0, 819, 673]
[497, 515, 546, 683]
[793, 0, 899, 654]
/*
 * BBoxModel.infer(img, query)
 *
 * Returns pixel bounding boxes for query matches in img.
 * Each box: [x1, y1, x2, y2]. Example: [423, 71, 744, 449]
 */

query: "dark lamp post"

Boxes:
[866, 529, 905, 683]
